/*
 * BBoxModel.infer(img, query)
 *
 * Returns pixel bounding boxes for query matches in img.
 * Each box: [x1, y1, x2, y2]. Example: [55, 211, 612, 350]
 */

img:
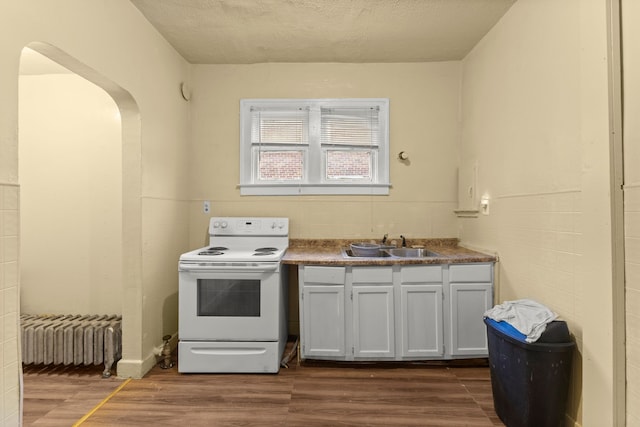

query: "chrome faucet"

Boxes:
[382, 233, 388, 245]
[400, 235, 407, 247]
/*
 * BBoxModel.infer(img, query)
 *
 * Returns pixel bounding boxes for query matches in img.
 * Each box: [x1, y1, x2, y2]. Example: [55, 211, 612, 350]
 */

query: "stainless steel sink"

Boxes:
[383, 248, 440, 258]
[342, 249, 391, 258]
[342, 247, 440, 258]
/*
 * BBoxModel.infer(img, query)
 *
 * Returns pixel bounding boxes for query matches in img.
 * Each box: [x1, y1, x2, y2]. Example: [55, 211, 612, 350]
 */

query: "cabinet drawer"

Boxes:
[352, 266, 393, 284]
[449, 264, 492, 282]
[401, 265, 442, 283]
[303, 266, 346, 285]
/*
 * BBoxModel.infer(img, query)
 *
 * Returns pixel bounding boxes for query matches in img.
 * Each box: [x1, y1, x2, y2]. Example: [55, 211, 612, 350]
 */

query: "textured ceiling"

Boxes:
[130, 0, 516, 64]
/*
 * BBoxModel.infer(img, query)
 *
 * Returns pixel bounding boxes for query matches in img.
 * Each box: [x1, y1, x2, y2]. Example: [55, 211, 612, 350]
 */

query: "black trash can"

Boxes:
[484, 318, 575, 427]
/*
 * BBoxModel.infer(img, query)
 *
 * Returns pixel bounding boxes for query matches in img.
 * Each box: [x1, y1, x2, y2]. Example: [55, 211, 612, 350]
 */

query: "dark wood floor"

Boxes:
[23, 352, 504, 426]
[22, 364, 126, 426]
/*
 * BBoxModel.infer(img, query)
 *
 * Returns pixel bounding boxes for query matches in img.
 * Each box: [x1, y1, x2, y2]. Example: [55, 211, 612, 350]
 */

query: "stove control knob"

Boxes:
[271, 222, 277, 229]
[221, 221, 228, 229]
[213, 221, 220, 228]
[277, 222, 285, 229]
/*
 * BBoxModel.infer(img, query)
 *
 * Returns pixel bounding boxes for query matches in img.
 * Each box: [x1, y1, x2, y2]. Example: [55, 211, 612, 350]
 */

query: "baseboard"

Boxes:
[116, 333, 178, 379]
[116, 354, 157, 379]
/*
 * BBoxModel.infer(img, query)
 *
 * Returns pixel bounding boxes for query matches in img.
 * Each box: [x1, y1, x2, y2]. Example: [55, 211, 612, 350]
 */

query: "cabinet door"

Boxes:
[401, 284, 443, 358]
[352, 285, 395, 358]
[449, 283, 492, 356]
[302, 285, 345, 358]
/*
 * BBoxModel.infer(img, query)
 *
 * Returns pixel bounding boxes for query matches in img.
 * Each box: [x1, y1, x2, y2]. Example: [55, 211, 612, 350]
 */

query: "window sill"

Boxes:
[239, 183, 391, 196]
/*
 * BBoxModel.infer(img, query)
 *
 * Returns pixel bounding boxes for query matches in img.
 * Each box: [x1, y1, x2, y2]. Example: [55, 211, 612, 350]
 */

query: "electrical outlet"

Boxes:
[203, 201, 210, 213]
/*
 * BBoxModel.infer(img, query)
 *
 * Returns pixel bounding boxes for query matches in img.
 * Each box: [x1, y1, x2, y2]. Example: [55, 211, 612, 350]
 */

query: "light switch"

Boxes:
[480, 196, 489, 215]
[203, 201, 211, 213]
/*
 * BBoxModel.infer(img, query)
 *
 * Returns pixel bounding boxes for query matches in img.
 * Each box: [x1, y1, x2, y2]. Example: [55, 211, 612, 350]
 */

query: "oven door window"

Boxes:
[197, 279, 260, 317]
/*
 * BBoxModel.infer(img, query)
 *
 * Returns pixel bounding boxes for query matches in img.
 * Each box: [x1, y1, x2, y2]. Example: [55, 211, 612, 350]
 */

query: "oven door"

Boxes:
[178, 263, 281, 341]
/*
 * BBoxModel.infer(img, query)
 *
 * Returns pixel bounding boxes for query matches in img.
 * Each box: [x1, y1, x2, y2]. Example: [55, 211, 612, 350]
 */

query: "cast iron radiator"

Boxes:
[20, 314, 122, 378]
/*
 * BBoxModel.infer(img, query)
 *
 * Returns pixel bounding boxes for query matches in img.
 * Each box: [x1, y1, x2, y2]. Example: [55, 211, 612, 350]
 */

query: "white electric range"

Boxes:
[178, 217, 289, 373]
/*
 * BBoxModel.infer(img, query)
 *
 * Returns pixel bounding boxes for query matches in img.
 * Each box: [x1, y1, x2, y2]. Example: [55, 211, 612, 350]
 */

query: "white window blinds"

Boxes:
[250, 108, 309, 145]
[320, 106, 381, 147]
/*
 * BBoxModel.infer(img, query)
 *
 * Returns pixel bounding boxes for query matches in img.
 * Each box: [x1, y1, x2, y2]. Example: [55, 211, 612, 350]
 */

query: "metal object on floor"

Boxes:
[159, 334, 174, 369]
[280, 336, 299, 369]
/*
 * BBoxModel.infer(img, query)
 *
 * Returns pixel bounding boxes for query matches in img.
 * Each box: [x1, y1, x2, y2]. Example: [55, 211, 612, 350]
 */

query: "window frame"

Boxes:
[239, 98, 390, 196]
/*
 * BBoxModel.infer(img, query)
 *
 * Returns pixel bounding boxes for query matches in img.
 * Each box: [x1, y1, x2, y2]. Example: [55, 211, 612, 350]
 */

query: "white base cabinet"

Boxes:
[448, 264, 494, 357]
[401, 284, 444, 358]
[400, 265, 444, 358]
[449, 283, 492, 356]
[300, 266, 346, 358]
[299, 262, 493, 362]
[351, 267, 395, 358]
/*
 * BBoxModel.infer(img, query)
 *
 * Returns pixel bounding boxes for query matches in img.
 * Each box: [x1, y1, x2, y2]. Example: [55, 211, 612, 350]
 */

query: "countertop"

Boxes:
[282, 238, 497, 266]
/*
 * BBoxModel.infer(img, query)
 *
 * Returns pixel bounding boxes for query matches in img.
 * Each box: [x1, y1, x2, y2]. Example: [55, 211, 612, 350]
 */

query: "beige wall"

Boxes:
[0, 1, 190, 422]
[19, 72, 122, 315]
[459, 0, 618, 426]
[0, 1, 625, 425]
[188, 62, 461, 246]
[623, 0, 640, 425]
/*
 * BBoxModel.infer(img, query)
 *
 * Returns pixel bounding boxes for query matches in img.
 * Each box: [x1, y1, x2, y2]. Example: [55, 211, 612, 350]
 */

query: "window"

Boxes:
[239, 99, 390, 195]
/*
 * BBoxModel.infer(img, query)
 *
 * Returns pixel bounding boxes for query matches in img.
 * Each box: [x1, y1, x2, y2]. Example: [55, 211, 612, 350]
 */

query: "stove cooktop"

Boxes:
[179, 217, 289, 263]
[179, 246, 287, 263]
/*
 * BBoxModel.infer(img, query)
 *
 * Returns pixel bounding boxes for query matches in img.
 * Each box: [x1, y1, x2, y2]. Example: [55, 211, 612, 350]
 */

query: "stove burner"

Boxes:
[255, 247, 278, 252]
[208, 246, 228, 251]
[253, 252, 275, 256]
[198, 250, 224, 256]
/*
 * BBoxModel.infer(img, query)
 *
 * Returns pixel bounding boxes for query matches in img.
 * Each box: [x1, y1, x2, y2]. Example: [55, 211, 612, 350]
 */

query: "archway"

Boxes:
[18, 42, 141, 378]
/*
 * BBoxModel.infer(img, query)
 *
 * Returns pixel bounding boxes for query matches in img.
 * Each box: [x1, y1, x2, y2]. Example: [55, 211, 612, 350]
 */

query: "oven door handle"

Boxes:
[179, 262, 280, 272]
